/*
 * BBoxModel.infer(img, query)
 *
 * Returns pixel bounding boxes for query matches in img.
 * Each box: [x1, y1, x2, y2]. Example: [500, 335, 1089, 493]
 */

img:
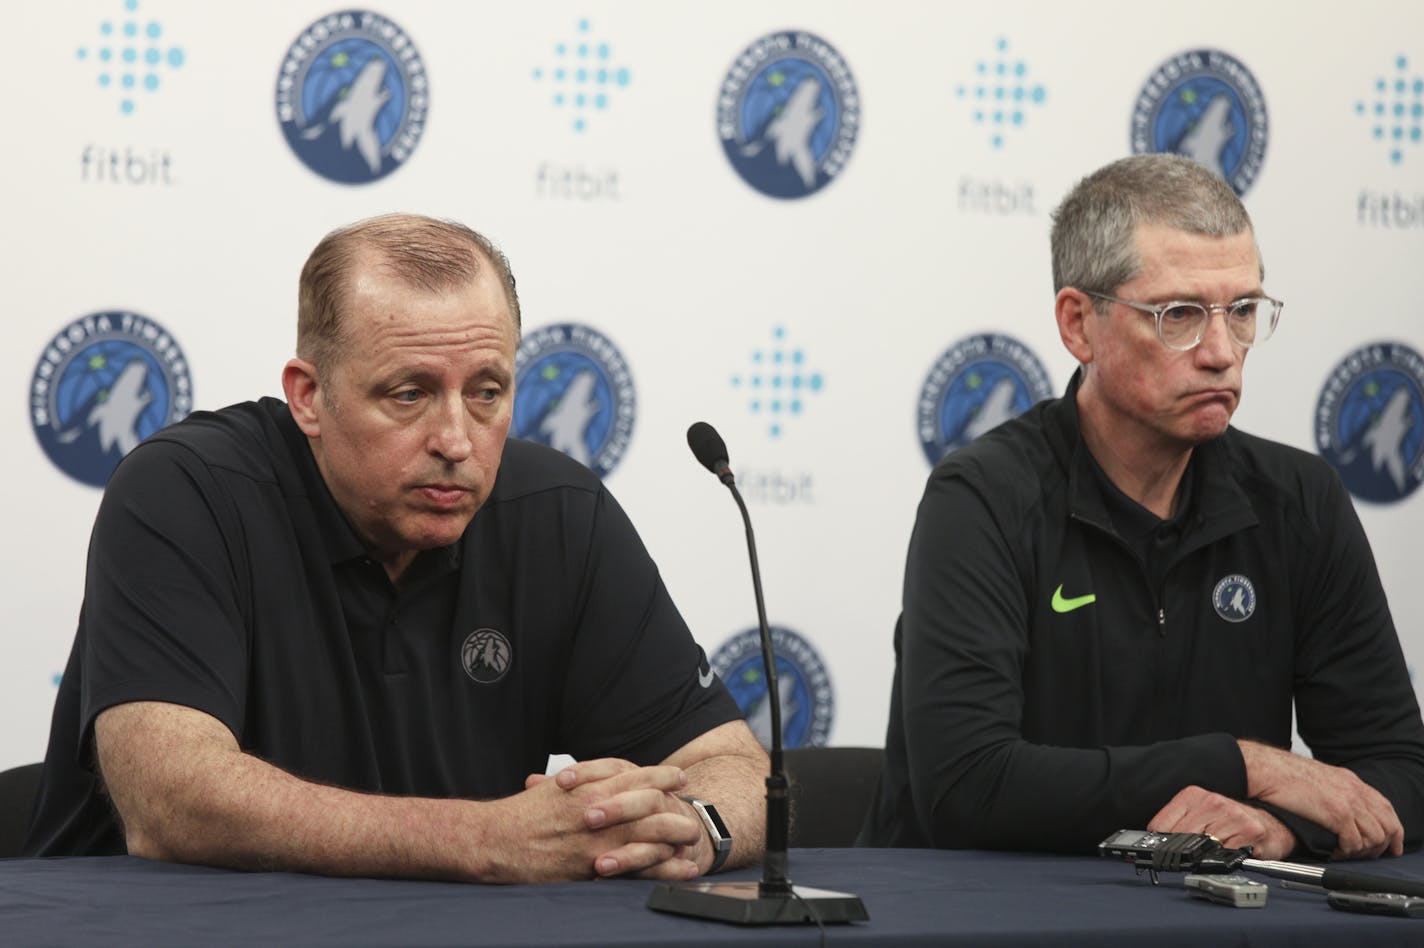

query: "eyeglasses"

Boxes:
[1086, 291, 1283, 351]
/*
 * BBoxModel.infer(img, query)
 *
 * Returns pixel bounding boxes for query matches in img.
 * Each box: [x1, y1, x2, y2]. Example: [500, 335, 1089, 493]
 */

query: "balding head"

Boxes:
[297, 213, 521, 374]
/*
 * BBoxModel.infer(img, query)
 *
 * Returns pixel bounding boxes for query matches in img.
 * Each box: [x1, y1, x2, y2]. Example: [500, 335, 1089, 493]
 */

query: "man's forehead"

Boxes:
[1131, 224, 1261, 275]
[326, 279, 516, 384]
[348, 262, 513, 325]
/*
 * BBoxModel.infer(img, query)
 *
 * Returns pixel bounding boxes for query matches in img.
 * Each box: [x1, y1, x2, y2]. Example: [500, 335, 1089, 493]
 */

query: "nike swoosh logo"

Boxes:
[1051, 584, 1096, 613]
[698, 666, 716, 688]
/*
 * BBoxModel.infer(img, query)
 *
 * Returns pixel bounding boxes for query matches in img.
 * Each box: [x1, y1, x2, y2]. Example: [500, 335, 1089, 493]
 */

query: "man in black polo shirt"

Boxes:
[861, 154, 1424, 860]
[26, 214, 768, 883]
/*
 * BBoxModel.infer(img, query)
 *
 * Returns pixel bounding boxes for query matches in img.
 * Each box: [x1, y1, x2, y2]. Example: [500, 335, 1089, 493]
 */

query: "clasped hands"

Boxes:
[1147, 740, 1403, 861]
[505, 758, 712, 883]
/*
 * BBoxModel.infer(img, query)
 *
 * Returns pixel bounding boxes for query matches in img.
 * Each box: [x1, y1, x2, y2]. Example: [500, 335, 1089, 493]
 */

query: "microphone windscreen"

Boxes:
[686, 421, 730, 474]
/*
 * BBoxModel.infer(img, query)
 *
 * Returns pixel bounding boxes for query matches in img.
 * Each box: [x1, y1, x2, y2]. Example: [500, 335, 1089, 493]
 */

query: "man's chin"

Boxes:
[407, 510, 477, 549]
[1183, 416, 1233, 445]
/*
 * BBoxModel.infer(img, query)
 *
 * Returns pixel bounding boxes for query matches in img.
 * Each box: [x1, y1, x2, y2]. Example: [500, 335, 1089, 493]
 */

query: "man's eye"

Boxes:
[1161, 305, 1202, 323]
[1228, 300, 1259, 319]
[474, 387, 502, 403]
[393, 390, 423, 404]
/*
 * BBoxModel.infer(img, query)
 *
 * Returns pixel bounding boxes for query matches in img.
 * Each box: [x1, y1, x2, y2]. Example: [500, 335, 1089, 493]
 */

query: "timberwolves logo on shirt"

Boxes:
[275, 10, 428, 184]
[1315, 341, 1424, 503]
[710, 626, 833, 750]
[461, 628, 512, 684]
[513, 323, 635, 478]
[917, 333, 1052, 465]
[1212, 574, 1257, 623]
[30, 311, 193, 488]
[717, 30, 860, 199]
[1131, 49, 1268, 196]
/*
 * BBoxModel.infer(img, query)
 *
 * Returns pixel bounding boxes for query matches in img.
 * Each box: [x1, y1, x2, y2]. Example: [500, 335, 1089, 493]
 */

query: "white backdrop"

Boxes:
[4, 0, 1423, 770]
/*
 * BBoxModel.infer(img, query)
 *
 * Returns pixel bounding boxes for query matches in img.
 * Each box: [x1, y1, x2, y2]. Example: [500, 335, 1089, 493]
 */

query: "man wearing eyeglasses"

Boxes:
[862, 154, 1424, 862]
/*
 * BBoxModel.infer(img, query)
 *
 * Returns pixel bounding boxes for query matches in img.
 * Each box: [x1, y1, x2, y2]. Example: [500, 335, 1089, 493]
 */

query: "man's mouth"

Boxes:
[1185, 387, 1238, 403]
[415, 484, 473, 507]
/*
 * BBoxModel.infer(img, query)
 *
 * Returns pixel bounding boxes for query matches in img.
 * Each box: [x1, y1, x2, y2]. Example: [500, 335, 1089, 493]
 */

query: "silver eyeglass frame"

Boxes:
[1085, 291, 1283, 352]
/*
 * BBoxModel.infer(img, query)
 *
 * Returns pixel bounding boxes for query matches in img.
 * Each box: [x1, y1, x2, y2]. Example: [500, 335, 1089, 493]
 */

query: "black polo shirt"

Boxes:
[26, 398, 739, 856]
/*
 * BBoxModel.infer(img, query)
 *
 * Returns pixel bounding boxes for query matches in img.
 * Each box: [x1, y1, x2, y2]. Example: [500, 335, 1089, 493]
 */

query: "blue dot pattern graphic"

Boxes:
[955, 37, 1047, 149]
[76, 0, 184, 115]
[533, 19, 631, 133]
[729, 326, 825, 439]
[1355, 55, 1424, 164]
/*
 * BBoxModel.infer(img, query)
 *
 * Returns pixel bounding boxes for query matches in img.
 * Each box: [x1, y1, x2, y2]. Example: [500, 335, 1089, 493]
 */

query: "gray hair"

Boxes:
[1050, 154, 1259, 301]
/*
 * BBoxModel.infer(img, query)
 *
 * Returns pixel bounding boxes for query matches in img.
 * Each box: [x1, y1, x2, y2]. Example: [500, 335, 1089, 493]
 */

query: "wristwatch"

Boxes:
[680, 797, 732, 873]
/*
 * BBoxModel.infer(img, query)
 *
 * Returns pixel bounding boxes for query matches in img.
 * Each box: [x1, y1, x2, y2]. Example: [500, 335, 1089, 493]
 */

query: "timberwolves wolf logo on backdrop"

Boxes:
[513, 323, 635, 478]
[917, 333, 1053, 465]
[710, 626, 833, 750]
[717, 30, 860, 199]
[30, 312, 193, 488]
[1315, 342, 1424, 504]
[275, 10, 427, 184]
[1131, 50, 1268, 196]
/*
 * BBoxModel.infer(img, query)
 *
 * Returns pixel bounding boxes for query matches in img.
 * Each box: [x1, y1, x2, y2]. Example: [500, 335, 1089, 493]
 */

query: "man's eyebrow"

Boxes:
[373, 360, 513, 386]
[473, 364, 513, 386]
[1142, 287, 1266, 304]
[371, 366, 430, 388]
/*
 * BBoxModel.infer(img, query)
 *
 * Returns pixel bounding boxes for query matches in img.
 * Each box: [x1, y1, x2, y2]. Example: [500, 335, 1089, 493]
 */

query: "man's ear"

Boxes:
[282, 358, 322, 438]
[1055, 287, 1097, 366]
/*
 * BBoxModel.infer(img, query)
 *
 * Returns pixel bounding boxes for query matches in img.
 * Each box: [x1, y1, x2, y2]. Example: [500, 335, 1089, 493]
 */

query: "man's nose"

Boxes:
[1194, 308, 1238, 367]
[429, 397, 473, 463]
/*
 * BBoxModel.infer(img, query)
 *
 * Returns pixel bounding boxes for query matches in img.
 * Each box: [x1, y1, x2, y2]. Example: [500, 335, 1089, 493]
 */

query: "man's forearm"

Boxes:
[1239, 739, 1404, 859]
[97, 700, 693, 883]
[99, 702, 507, 880]
[680, 752, 767, 870]
[914, 732, 1246, 852]
[663, 720, 769, 871]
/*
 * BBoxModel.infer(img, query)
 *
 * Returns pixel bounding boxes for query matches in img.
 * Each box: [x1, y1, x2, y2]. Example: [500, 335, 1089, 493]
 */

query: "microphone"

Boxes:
[686, 421, 733, 485]
[646, 423, 868, 926]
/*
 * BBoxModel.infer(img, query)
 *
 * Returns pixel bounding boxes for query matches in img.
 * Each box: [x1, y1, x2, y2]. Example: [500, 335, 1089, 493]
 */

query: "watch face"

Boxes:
[684, 797, 731, 847]
[700, 802, 730, 840]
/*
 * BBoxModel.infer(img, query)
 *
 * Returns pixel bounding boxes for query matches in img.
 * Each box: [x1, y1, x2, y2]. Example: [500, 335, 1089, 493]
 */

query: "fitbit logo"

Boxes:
[80, 145, 174, 185]
[953, 37, 1048, 151]
[75, 0, 188, 117]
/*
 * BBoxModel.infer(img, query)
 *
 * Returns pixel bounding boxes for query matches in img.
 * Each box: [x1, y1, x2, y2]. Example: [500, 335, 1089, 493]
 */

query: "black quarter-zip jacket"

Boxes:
[862, 375, 1424, 856]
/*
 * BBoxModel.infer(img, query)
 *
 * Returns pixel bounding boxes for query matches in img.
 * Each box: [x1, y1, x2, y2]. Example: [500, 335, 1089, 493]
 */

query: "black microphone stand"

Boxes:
[646, 426, 868, 925]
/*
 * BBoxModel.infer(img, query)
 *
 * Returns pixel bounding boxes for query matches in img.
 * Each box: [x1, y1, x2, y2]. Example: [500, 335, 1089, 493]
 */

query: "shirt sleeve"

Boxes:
[899, 472, 1245, 852]
[1290, 469, 1424, 856]
[78, 438, 251, 746]
[556, 485, 742, 766]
